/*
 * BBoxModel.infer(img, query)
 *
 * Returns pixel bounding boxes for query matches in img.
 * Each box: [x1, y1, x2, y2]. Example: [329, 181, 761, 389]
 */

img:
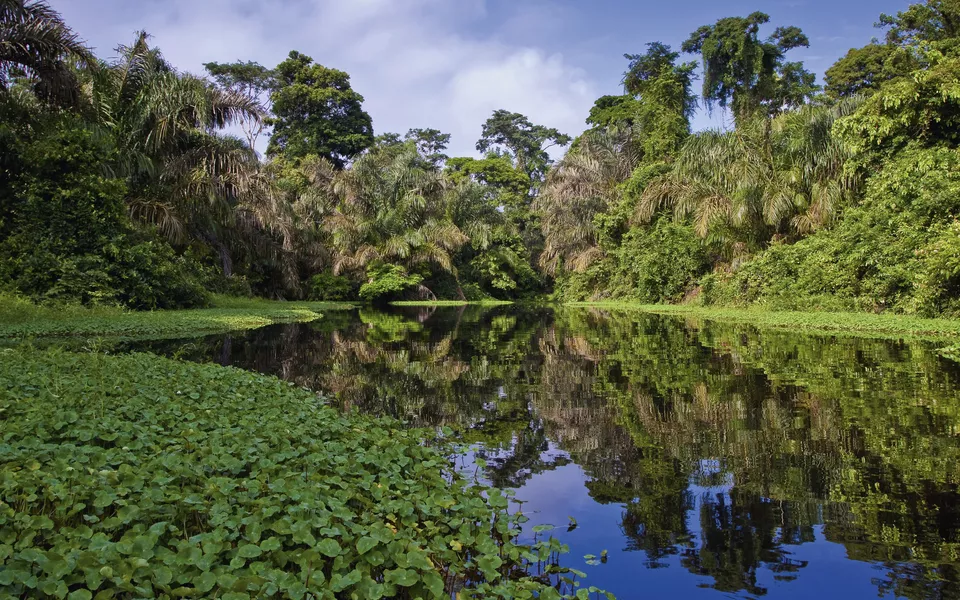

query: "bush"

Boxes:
[307, 272, 355, 301]
[0, 116, 208, 310]
[0, 348, 599, 599]
[610, 218, 709, 303]
[358, 263, 423, 302]
[704, 146, 960, 315]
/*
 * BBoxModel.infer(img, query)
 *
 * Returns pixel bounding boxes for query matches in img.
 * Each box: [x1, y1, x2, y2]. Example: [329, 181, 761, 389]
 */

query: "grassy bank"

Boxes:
[0, 293, 355, 339]
[0, 347, 595, 599]
[567, 302, 960, 339]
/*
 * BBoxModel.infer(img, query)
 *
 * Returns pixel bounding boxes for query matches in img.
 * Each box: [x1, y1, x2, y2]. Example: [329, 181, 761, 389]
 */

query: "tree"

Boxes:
[324, 144, 470, 296]
[203, 60, 273, 151]
[404, 128, 450, 166]
[639, 101, 859, 253]
[681, 12, 817, 122]
[878, 0, 960, 46]
[476, 109, 571, 183]
[835, 50, 960, 153]
[623, 43, 698, 160]
[87, 33, 302, 287]
[267, 51, 373, 168]
[586, 94, 643, 130]
[537, 128, 642, 274]
[0, 0, 95, 106]
[623, 42, 689, 97]
[824, 44, 910, 99]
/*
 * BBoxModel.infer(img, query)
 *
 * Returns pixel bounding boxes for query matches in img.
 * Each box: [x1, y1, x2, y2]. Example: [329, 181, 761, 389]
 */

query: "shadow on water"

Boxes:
[123, 305, 960, 600]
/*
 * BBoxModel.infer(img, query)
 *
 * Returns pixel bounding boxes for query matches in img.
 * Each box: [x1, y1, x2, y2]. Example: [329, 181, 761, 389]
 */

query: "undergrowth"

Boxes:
[0, 348, 608, 599]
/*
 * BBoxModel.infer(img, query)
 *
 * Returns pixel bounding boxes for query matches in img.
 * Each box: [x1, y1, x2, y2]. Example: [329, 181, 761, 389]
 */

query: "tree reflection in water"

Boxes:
[128, 305, 960, 599]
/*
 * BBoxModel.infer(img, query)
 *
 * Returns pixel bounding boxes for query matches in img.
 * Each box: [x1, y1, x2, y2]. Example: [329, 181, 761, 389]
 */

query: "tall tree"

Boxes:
[639, 101, 859, 253]
[476, 109, 571, 183]
[824, 44, 910, 99]
[623, 42, 698, 160]
[88, 33, 291, 283]
[586, 94, 644, 130]
[404, 128, 451, 166]
[267, 51, 373, 168]
[324, 144, 469, 290]
[203, 60, 274, 151]
[681, 12, 817, 122]
[878, 0, 960, 45]
[0, 0, 95, 106]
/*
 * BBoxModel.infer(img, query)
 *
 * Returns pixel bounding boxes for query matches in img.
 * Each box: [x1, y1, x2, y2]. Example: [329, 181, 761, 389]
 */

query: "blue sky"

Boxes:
[52, 0, 911, 156]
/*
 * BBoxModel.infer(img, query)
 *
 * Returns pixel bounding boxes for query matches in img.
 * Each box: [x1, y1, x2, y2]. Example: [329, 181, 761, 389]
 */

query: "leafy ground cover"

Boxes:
[0, 347, 606, 599]
[0, 294, 355, 339]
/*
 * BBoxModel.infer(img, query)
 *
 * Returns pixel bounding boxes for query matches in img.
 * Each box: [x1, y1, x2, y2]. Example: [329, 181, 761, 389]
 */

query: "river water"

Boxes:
[127, 305, 960, 600]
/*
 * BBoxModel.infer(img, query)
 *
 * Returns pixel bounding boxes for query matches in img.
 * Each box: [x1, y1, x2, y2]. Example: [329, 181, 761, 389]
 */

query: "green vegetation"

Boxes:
[390, 301, 514, 307]
[566, 302, 960, 339]
[0, 347, 603, 599]
[0, 294, 352, 339]
[540, 1, 960, 319]
[6, 0, 959, 315]
[159, 305, 960, 597]
[6, 0, 960, 597]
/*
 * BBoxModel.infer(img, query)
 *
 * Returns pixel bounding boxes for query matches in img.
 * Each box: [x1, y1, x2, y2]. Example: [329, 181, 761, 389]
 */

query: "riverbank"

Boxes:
[0, 294, 355, 339]
[391, 300, 514, 307]
[0, 346, 591, 599]
[567, 302, 960, 339]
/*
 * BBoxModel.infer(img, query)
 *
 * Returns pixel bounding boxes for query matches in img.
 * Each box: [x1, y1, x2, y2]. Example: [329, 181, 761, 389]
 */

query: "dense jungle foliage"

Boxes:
[3, 0, 960, 314]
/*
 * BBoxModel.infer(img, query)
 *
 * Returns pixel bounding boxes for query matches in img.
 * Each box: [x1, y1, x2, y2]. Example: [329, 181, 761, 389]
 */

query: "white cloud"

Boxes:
[51, 0, 597, 157]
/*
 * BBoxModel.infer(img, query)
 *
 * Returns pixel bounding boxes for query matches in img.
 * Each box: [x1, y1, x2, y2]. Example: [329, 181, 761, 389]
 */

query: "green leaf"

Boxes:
[385, 568, 419, 587]
[356, 536, 378, 555]
[194, 571, 217, 593]
[237, 544, 262, 558]
[155, 566, 173, 585]
[316, 538, 341, 558]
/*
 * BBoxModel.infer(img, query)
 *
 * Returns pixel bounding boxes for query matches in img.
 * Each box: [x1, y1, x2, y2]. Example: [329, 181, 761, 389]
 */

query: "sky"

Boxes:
[51, 0, 912, 157]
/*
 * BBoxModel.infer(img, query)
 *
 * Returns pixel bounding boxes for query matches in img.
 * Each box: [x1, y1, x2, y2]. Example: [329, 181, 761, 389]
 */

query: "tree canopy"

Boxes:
[267, 51, 373, 168]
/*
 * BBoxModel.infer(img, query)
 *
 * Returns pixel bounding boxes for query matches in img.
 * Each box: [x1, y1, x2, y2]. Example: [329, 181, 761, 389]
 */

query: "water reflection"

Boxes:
[126, 306, 960, 599]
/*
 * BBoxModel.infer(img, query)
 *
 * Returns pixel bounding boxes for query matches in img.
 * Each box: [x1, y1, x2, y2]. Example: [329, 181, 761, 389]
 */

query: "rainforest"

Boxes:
[4, 0, 960, 598]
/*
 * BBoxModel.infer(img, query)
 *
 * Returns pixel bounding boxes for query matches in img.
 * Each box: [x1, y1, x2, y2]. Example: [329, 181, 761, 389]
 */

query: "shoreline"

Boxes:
[0, 296, 355, 339]
[565, 302, 960, 339]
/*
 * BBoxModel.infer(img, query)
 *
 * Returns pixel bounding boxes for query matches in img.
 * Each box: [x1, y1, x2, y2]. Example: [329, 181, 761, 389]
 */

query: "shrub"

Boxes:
[307, 272, 355, 301]
[704, 145, 960, 315]
[0, 116, 208, 310]
[358, 263, 423, 302]
[610, 218, 709, 303]
[0, 348, 600, 599]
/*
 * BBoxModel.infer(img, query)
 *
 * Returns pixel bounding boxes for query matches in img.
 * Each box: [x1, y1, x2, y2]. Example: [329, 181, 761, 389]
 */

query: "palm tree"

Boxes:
[324, 144, 470, 295]
[537, 127, 641, 274]
[636, 101, 859, 256]
[0, 0, 94, 105]
[87, 33, 295, 284]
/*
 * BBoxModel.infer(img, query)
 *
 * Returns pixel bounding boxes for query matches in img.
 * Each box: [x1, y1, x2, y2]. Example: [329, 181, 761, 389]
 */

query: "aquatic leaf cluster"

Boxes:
[0, 347, 605, 599]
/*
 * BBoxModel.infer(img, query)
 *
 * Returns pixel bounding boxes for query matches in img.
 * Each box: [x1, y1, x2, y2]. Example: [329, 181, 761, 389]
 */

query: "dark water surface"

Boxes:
[126, 305, 960, 600]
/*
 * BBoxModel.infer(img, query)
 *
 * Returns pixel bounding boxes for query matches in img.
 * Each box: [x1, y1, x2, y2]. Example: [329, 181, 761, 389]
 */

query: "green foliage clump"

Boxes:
[0, 116, 208, 310]
[611, 219, 709, 303]
[703, 146, 960, 314]
[0, 304, 325, 339]
[0, 348, 602, 599]
[267, 51, 374, 168]
[307, 272, 355, 301]
[358, 264, 424, 302]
